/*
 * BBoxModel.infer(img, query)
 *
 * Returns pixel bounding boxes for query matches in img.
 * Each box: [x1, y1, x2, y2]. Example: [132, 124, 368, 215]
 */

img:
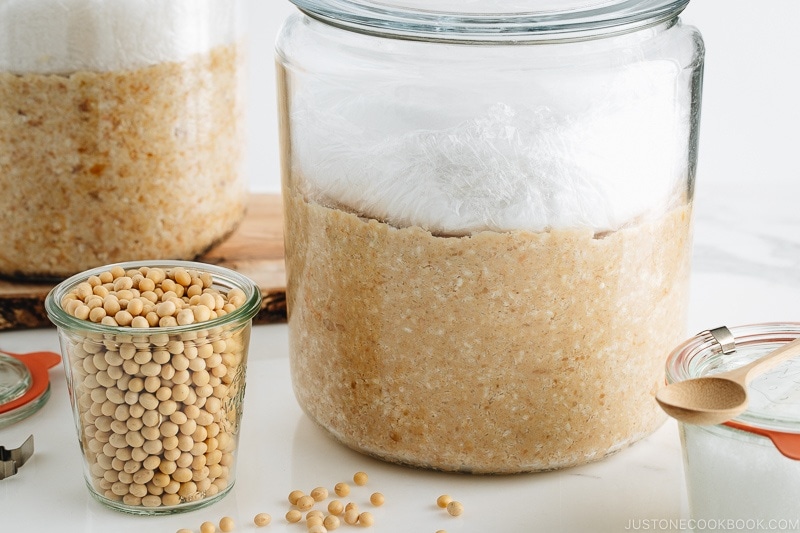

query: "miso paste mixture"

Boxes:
[286, 191, 692, 472]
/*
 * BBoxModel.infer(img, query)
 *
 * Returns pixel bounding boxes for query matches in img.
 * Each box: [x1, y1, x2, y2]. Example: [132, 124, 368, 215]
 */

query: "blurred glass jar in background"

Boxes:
[0, 0, 246, 279]
[277, 0, 704, 473]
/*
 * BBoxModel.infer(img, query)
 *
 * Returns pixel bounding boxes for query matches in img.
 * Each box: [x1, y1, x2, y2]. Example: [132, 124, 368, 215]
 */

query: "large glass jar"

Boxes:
[0, 0, 246, 279]
[276, 0, 704, 473]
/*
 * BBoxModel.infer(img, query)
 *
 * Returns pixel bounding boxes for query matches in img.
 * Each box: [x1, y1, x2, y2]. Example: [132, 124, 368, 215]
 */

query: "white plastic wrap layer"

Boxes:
[0, 0, 237, 73]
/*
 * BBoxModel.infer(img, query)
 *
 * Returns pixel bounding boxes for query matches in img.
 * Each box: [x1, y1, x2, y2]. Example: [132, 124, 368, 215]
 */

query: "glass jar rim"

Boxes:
[666, 323, 800, 435]
[288, 0, 691, 42]
[44, 260, 263, 336]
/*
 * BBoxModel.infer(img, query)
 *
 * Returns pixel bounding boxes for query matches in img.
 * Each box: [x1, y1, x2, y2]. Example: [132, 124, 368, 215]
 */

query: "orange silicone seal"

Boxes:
[724, 419, 800, 461]
[0, 350, 61, 415]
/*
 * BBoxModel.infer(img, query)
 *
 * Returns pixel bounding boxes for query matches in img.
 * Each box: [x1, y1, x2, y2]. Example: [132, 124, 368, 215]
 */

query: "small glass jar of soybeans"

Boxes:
[45, 260, 261, 515]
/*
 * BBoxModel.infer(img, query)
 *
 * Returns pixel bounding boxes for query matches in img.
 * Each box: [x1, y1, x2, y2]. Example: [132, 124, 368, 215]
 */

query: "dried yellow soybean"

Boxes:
[327, 499, 344, 516]
[369, 492, 385, 507]
[288, 489, 305, 505]
[286, 509, 302, 523]
[334, 482, 350, 497]
[343, 509, 359, 525]
[307, 510, 324, 520]
[253, 513, 271, 527]
[358, 512, 375, 527]
[200, 521, 216, 533]
[307, 526, 327, 533]
[353, 471, 368, 486]
[436, 494, 452, 508]
[323, 515, 341, 530]
[219, 516, 234, 532]
[311, 486, 329, 501]
[446, 500, 464, 517]
[297, 494, 315, 511]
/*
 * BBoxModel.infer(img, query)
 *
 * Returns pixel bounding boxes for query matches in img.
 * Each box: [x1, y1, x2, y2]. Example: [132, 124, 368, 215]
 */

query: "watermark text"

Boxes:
[625, 518, 800, 531]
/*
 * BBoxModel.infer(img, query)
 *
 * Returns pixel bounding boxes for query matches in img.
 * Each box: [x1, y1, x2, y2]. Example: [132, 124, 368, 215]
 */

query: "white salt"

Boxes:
[681, 424, 800, 527]
[290, 54, 690, 234]
[0, 0, 238, 74]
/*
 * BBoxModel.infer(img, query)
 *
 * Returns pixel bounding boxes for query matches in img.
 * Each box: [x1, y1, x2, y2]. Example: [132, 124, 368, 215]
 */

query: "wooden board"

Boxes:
[0, 194, 286, 330]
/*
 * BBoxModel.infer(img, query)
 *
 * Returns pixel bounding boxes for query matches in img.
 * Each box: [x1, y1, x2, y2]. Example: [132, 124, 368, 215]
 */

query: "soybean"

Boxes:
[446, 500, 464, 517]
[311, 486, 329, 502]
[436, 494, 453, 508]
[219, 516, 234, 532]
[253, 513, 271, 527]
[297, 495, 315, 512]
[334, 482, 350, 497]
[327, 500, 344, 516]
[323, 515, 341, 530]
[358, 512, 375, 527]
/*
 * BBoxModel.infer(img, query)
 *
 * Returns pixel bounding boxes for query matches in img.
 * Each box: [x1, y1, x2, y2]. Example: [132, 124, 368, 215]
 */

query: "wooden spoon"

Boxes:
[656, 336, 800, 425]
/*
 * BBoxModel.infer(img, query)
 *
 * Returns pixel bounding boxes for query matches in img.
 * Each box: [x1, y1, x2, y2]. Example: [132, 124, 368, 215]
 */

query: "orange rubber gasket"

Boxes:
[724, 419, 800, 461]
[0, 350, 61, 415]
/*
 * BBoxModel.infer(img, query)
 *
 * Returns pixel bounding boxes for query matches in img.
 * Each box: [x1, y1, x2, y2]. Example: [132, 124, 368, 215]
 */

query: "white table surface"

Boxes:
[4, 1, 800, 532]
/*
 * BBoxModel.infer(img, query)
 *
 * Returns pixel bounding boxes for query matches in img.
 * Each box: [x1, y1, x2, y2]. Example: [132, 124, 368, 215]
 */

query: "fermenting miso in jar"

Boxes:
[0, 0, 245, 279]
[277, 0, 704, 473]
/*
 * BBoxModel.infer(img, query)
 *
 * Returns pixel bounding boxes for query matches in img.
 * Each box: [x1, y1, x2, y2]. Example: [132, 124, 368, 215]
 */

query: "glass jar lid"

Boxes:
[289, 0, 691, 41]
[0, 353, 32, 405]
[666, 324, 800, 458]
[0, 350, 61, 428]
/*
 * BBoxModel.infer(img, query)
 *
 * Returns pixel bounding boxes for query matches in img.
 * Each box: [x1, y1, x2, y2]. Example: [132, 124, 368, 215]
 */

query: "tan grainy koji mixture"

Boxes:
[285, 190, 692, 473]
[0, 43, 245, 279]
[60, 265, 249, 508]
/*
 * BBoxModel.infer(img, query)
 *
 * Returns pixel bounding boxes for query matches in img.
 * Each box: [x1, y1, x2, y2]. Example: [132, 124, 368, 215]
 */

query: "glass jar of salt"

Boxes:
[276, 0, 704, 473]
[667, 325, 800, 524]
[0, 0, 246, 279]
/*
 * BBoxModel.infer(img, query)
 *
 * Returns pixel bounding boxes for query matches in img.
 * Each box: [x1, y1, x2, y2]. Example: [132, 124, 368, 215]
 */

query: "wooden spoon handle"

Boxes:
[731, 336, 800, 385]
